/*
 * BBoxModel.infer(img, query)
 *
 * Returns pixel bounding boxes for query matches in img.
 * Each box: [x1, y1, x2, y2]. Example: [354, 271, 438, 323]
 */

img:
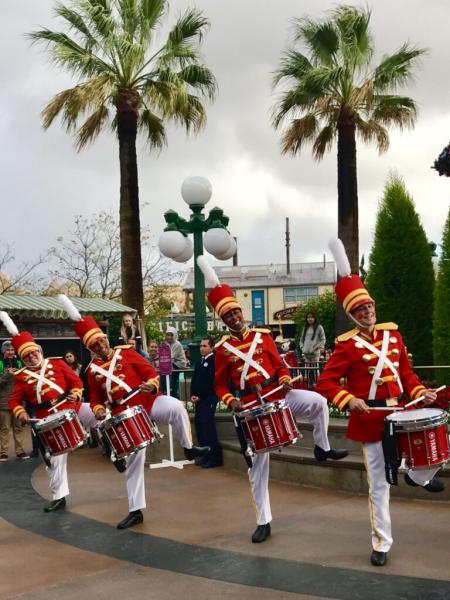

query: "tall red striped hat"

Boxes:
[329, 239, 373, 314]
[0, 312, 40, 359]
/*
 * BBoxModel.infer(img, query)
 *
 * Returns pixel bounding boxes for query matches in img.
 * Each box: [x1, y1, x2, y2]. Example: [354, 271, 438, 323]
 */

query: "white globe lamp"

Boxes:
[181, 176, 212, 207]
[172, 237, 194, 263]
[203, 228, 233, 256]
[158, 230, 187, 259]
[214, 236, 237, 260]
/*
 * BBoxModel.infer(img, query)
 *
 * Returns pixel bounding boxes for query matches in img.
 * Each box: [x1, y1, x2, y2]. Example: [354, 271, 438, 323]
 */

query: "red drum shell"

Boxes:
[386, 408, 449, 469]
[240, 400, 299, 453]
[100, 405, 159, 459]
[35, 409, 87, 456]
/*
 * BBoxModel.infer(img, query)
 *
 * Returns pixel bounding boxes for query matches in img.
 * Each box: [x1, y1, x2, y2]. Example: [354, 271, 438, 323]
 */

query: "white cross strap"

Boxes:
[24, 360, 65, 403]
[89, 349, 131, 403]
[353, 333, 403, 399]
[223, 335, 270, 390]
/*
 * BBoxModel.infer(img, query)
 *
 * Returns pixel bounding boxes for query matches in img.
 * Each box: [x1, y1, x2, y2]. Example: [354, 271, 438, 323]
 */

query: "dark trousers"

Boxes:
[194, 395, 222, 465]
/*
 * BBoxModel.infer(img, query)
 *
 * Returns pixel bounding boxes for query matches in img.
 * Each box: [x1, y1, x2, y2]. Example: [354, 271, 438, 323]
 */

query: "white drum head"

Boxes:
[386, 407, 444, 423]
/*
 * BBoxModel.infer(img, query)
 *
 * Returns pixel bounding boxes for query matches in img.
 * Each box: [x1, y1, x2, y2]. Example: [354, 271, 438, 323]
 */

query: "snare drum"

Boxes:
[100, 405, 160, 459]
[385, 408, 449, 469]
[34, 409, 87, 456]
[239, 400, 299, 454]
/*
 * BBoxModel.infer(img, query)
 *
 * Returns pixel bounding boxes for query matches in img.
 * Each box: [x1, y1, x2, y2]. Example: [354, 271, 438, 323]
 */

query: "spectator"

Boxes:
[190, 337, 222, 468]
[148, 340, 160, 370]
[0, 341, 29, 461]
[119, 313, 139, 344]
[63, 349, 82, 376]
[165, 326, 186, 399]
[299, 313, 326, 387]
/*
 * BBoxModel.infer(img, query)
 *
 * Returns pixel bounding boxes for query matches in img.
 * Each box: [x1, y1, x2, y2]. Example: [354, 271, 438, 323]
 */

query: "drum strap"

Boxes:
[353, 332, 404, 399]
[381, 419, 400, 485]
[24, 361, 65, 403]
[89, 350, 132, 403]
[223, 335, 270, 390]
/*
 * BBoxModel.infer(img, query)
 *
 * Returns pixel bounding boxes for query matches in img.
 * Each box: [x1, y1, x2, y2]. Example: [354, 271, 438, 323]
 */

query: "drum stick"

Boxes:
[368, 407, 404, 411]
[260, 374, 304, 400]
[403, 385, 446, 409]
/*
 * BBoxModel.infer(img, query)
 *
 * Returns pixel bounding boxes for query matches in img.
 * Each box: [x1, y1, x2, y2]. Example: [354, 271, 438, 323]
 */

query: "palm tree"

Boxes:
[272, 5, 425, 275]
[29, 0, 217, 319]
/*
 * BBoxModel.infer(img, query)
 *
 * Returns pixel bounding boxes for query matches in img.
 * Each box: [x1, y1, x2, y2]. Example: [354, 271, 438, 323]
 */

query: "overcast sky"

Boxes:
[1, 0, 449, 280]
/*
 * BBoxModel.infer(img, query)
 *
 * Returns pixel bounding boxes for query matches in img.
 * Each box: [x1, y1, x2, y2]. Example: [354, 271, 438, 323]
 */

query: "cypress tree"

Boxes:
[366, 175, 434, 364]
[433, 207, 450, 369]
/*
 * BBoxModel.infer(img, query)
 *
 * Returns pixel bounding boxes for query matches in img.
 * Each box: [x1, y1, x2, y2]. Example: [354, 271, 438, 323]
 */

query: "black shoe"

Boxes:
[371, 550, 387, 567]
[44, 497, 66, 513]
[405, 473, 445, 493]
[117, 510, 143, 530]
[184, 446, 210, 461]
[252, 523, 271, 543]
[201, 461, 222, 469]
[314, 445, 349, 461]
[113, 458, 127, 473]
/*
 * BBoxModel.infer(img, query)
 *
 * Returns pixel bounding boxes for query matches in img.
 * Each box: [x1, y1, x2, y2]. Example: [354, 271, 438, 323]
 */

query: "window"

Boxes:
[283, 287, 318, 303]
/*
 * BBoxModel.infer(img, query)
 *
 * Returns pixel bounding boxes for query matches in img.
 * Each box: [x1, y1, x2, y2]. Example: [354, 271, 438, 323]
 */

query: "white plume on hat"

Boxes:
[57, 294, 82, 322]
[197, 255, 220, 289]
[0, 311, 19, 337]
[328, 238, 351, 277]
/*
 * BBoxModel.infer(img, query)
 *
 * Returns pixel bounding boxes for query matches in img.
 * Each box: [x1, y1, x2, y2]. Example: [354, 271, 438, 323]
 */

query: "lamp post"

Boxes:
[159, 177, 236, 363]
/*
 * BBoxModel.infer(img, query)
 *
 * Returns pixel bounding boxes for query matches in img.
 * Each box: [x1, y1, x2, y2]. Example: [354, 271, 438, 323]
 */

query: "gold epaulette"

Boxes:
[215, 335, 231, 349]
[335, 328, 359, 343]
[114, 344, 133, 349]
[13, 367, 26, 376]
[252, 327, 271, 334]
[375, 322, 398, 331]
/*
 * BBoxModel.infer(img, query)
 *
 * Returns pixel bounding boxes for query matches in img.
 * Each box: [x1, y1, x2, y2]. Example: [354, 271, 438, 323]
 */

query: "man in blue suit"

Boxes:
[190, 337, 222, 468]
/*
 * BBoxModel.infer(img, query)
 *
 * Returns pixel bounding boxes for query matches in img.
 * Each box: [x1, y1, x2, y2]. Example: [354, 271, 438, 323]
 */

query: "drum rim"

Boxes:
[386, 408, 447, 424]
[240, 401, 283, 420]
[111, 439, 154, 459]
[34, 408, 79, 430]
[105, 404, 146, 426]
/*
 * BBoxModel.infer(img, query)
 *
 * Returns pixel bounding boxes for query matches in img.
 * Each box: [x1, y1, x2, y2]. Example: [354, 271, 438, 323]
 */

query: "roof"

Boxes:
[0, 294, 136, 319]
[183, 262, 336, 291]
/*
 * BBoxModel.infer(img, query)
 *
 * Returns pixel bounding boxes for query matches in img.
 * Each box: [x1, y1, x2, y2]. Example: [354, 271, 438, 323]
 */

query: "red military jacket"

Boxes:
[214, 328, 291, 410]
[9, 358, 83, 420]
[87, 346, 160, 417]
[315, 323, 426, 442]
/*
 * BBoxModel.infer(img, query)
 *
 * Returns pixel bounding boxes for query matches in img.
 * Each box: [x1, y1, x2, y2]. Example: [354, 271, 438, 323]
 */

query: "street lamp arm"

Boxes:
[205, 207, 230, 229]
[163, 209, 191, 234]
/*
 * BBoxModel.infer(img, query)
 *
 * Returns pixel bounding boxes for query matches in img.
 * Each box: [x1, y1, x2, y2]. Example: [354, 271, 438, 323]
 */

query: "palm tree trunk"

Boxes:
[117, 88, 144, 319]
[336, 117, 358, 334]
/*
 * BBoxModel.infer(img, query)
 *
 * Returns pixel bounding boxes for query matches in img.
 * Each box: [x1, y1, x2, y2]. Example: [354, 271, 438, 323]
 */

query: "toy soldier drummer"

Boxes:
[57, 295, 210, 530]
[0, 311, 98, 513]
[316, 239, 443, 567]
[197, 257, 348, 544]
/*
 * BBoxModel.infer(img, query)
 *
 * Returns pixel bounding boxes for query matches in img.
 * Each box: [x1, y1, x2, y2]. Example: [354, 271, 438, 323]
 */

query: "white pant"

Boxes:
[47, 404, 98, 500]
[362, 441, 440, 552]
[125, 395, 193, 512]
[248, 389, 331, 525]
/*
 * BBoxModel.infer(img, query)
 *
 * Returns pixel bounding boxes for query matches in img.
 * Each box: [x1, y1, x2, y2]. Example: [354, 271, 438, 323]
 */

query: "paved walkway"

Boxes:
[1, 447, 449, 599]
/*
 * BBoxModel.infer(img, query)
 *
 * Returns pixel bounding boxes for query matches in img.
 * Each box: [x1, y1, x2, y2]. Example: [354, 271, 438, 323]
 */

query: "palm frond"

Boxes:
[349, 78, 374, 111]
[177, 65, 217, 100]
[374, 44, 426, 91]
[312, 124, 335, 159]
[272, 50, 312, 87]
[54, 2, 97, 49]
[334, 6, 373, 68]
[138, 0, 166, 44]
[280, 114, 318, 155]
[76, 104, 110, 149]
[356, 117, 389, 153]
[165, 8, 209, 55]
[138, 107, 167, 149]
[372, 95, 417, 129]
[294, 17, 338, 66]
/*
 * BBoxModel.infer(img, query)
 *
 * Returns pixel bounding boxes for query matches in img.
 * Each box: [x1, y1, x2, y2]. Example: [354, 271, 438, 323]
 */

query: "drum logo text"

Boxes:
[428, 431, 438, 463]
